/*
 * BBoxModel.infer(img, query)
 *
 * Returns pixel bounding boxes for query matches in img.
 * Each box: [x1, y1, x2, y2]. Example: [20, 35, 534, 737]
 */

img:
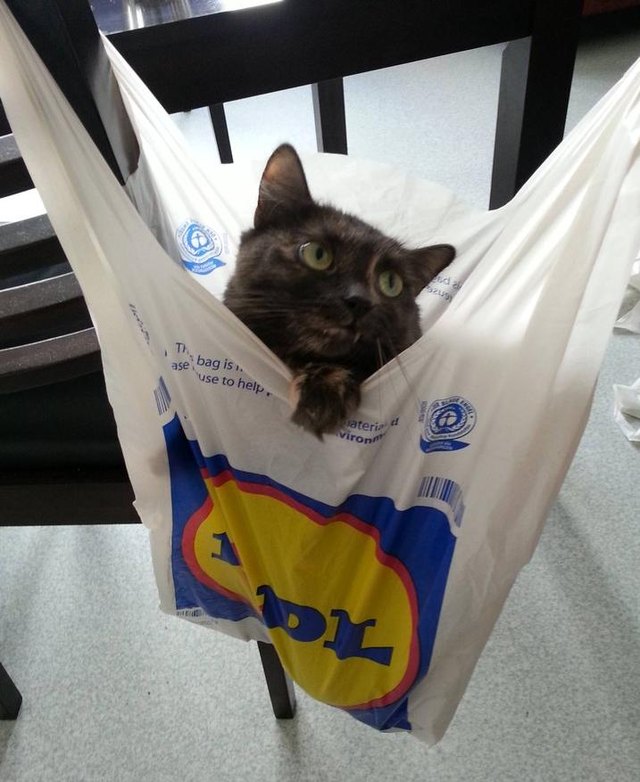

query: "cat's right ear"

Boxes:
[408, 244, 456, 292]
[255, 144, 313, 228]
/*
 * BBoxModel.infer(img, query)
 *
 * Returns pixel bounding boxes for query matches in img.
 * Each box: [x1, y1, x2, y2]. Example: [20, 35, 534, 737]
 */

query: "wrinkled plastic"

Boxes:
[614, 377, 640, 441]
[615, 259, 640, 332]
[2, 1, 640, 744]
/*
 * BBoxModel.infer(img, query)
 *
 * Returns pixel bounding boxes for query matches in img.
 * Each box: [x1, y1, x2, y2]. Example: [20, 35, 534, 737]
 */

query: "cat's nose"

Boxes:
[343, 293, 372, 319]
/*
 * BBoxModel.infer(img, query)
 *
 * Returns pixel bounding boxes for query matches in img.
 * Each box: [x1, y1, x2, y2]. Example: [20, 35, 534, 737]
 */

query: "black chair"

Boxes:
[1, 0, 589, 722]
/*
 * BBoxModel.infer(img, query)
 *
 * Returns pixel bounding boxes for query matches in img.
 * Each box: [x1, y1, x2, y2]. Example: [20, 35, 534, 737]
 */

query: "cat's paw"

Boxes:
[290, 365, 360, 438]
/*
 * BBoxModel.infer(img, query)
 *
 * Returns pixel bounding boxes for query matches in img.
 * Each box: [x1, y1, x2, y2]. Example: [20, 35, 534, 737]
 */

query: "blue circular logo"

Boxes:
[425, 396, 476, 444]
[177, 220, 225, 275]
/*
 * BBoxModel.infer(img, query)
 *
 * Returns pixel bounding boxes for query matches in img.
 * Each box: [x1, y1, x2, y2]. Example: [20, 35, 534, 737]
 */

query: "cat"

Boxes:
[223, 144, 455, 437]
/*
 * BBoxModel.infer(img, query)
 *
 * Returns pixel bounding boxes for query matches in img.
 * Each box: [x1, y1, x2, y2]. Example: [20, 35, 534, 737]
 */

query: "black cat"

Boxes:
[224, 144, 455, 437]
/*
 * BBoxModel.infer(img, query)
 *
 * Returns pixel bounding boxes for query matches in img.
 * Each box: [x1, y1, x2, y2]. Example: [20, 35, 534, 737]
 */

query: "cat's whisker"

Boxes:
[375, 338, 386, 371]
[375, 337, 386, 422]
[373, 332, 422, 427]
[224, 301, 324, 318]
[393, 351, 422, 415]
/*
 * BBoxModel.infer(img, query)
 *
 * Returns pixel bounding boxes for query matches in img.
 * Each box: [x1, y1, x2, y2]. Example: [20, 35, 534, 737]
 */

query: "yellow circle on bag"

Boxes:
[182, 469, 419, 710]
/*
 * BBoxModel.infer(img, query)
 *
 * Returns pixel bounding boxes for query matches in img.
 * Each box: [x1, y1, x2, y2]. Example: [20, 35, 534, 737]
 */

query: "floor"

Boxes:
[2, 21, 640, 782]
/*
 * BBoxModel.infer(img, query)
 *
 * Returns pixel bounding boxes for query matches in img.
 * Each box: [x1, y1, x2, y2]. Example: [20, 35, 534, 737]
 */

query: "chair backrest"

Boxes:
[1, 0, 137, 397]
[0, 121, 133, 522]
[8, 0, 585, 202]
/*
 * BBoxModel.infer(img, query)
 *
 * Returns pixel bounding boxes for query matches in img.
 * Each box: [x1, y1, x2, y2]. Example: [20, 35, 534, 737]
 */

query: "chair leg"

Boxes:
[257, 641, 296, 719]
[0, 662, 22, 720]
[209, 103, 233, 163]
[490, 0, 581, 208]
[312, 78, 348, 155]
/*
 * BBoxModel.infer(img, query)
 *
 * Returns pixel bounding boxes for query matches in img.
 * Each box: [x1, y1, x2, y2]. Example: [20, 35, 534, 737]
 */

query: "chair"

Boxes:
[0, 0, 586, 721]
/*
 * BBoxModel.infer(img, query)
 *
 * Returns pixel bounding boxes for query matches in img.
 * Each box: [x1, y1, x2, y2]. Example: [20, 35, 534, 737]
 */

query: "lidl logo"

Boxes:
[164, 416, 458, 731]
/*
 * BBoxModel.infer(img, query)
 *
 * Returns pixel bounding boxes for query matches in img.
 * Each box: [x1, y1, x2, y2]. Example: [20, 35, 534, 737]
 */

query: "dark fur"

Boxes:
[224, 144, 454, 436]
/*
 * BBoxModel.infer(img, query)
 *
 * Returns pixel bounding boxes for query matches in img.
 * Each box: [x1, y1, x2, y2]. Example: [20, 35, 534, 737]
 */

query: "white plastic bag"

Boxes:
[613, 377, 640, 441]
[615, 258, 640, 332]
[2, 2, 640, 744]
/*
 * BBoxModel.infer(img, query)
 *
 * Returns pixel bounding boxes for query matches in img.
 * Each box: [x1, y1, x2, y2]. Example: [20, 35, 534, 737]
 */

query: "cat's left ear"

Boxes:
[408, 244, 456, 292]
[255, 144, 313, 228]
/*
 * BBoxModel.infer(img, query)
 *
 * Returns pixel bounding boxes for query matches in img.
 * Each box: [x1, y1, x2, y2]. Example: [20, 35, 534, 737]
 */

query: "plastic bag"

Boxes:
[613, 377, 640, 441]
[2, 2, 640, 744]
[615, 258, 640, 332]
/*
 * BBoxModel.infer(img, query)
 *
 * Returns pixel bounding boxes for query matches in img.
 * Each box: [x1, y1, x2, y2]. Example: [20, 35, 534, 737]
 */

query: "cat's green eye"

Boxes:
[298, 242, 333, 271]
[378, 270, 404, 298]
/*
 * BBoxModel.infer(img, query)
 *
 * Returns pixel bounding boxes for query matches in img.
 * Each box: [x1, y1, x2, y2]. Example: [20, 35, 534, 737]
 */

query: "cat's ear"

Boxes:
[408, 244, 456, 292]
[254, 144, 313, 228]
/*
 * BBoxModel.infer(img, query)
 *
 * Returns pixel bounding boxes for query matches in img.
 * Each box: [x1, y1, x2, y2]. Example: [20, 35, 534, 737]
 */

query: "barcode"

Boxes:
[154, 376, 171, 415]
[177, 608, 205, 619]
[417, 475, 465, 527]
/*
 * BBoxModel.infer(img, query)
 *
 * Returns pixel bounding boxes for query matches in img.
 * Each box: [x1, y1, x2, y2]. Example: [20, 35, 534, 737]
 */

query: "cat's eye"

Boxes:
[298, 242, 333, 271]
[378, 270, 404, 298]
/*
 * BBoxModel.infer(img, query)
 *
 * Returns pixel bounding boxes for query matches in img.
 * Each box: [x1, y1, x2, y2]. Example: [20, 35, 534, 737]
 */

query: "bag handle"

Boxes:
[5, 0, 139, 184]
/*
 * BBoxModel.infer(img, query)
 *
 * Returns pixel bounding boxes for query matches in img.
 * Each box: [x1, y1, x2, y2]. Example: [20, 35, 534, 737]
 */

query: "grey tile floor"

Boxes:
[2, 23, 640, 782]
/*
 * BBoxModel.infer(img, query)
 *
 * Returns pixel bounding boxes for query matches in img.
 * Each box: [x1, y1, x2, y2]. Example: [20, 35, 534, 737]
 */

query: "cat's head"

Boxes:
[224, 144, 454, 378]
